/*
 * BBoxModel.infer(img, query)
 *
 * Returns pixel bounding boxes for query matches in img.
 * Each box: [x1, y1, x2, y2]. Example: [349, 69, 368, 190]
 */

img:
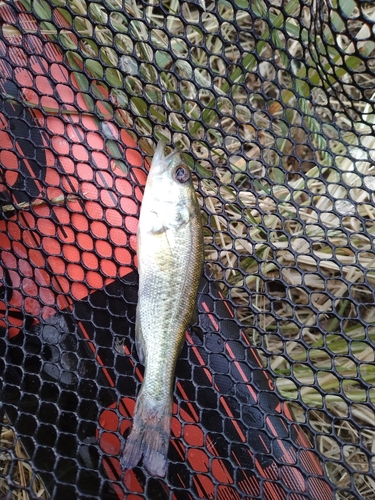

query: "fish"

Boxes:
[121, 141, 204, 477]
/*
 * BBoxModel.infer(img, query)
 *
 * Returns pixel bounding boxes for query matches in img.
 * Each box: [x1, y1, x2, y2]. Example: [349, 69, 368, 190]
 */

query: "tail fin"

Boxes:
[121, 390, 172, 477]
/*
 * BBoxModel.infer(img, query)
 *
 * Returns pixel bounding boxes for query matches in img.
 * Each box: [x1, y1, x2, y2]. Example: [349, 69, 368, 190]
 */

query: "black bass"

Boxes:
[121, 141, 204, 477]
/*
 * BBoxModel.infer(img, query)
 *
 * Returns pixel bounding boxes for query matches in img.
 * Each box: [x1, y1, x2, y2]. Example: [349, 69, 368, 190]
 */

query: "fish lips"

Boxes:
[151, 141, 182, 175]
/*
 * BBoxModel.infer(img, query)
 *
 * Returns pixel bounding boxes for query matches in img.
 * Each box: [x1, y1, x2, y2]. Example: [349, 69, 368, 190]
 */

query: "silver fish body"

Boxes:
[121, 141, 204, 477]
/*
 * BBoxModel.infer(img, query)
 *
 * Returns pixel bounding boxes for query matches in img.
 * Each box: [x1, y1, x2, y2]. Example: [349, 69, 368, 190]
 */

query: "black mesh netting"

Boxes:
[0, 0, 375, 499]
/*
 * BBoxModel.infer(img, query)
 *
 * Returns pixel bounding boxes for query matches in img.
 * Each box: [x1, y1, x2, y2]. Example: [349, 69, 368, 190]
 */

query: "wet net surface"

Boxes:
[0, 0, 375, 499]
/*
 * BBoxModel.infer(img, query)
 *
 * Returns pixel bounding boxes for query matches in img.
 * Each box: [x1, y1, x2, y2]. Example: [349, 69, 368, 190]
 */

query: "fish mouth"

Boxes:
[163, 149, 180, 162]
[152, 141, 181, 173]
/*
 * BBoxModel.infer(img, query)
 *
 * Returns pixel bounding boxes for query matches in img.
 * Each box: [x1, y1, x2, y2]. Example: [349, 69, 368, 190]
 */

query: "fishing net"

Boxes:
[0, 0, 374, 498]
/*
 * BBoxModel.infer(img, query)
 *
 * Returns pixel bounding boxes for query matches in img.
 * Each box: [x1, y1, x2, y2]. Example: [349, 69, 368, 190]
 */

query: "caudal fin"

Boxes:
[121, 390, 172, 477]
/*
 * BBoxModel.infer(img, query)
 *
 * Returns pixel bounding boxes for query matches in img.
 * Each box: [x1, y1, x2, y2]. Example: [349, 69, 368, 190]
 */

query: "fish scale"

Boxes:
[121, 141, 204, 477]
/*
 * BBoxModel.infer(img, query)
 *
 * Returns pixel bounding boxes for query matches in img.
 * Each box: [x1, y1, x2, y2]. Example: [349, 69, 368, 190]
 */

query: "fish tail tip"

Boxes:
[121, 394, 171, 477]
[142, 426, 169, 477]
[143, 450, 167, 477]
[121, 431, 143, 471]
[121, 431, 168, 477]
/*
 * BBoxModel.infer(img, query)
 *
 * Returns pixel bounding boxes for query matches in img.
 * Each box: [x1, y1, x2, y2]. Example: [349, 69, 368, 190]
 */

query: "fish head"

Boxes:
[146, 141, 197, 208]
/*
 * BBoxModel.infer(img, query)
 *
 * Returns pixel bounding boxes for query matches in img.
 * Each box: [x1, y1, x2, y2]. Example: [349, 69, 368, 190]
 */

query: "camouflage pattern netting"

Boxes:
[0, 0, 375, 499]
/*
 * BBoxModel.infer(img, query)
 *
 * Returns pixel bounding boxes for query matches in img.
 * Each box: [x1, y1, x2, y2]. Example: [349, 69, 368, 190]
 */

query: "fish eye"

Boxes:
[173, 164, 190, 183]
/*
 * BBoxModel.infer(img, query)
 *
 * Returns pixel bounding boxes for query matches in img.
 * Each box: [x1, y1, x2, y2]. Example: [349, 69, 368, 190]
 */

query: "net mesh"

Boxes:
[1, 0, 375, 499]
